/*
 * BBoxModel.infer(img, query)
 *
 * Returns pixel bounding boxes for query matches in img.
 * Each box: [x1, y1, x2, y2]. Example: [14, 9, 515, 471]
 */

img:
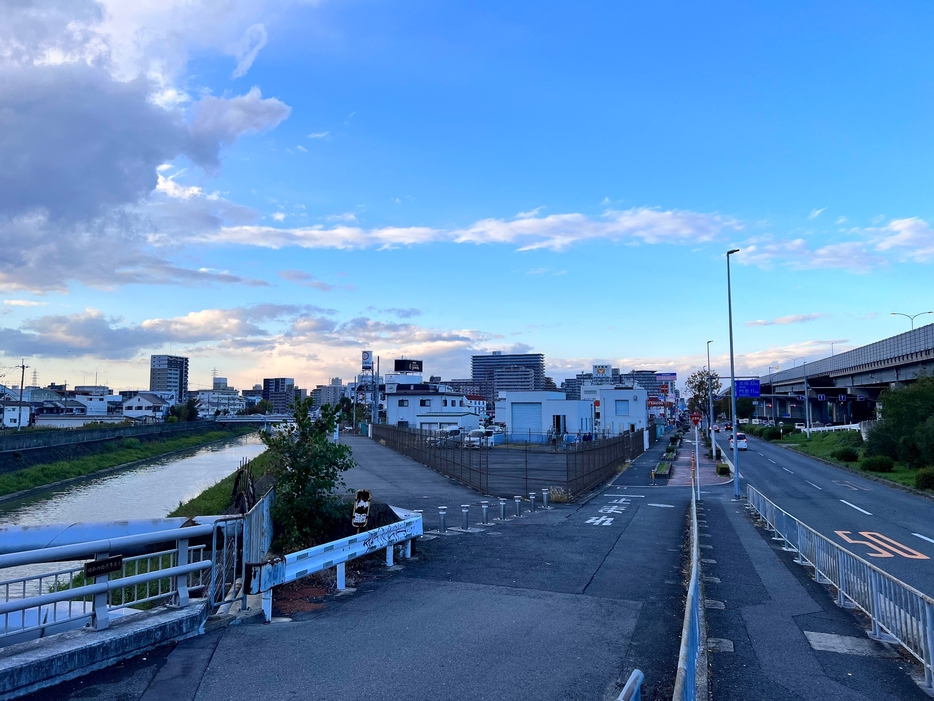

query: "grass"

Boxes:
[654, 461, 671, 477]
[777, 430, 929, 491]
[0, 427, 255, 498]
[169, 451, 273, 518]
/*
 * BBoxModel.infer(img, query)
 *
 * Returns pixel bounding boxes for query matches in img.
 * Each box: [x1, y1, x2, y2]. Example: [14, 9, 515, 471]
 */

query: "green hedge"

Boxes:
[830, 447, 860, 462]
[716, 463, 731, 476]
[916, 467, 934, 491]
[862, 455, 894, 473]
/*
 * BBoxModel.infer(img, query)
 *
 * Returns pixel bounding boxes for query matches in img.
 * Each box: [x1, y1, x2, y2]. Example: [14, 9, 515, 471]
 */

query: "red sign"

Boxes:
[690, 412, 701, 426]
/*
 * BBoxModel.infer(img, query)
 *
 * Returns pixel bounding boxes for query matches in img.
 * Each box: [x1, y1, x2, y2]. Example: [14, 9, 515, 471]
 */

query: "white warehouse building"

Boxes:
[495, 391, 595, 443]
[386, 381, 480, 431]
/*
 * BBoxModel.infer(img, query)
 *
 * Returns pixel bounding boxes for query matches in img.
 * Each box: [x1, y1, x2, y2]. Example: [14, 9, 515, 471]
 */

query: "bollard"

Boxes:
[529, 492, 536, 513]
[481, 501, 489, 524]
[461, 504, 470, 531]
[514, 496, 522, 517]
[499, 498, 507, 520]
[542, 489, 550, 509]
[439, 506, 447, 533]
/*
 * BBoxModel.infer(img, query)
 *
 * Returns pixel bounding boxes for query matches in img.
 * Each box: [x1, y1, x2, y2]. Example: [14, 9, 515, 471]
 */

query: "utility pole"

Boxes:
[16, 359, 29, 431]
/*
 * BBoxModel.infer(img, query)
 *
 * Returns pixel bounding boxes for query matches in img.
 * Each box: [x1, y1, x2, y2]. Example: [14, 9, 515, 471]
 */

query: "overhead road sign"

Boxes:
[735, 379, 761, 398]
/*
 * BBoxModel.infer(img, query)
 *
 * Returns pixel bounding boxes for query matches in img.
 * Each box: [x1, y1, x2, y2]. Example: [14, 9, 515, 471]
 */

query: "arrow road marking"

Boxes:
[913, 533, 934, 545]
[840, 500, 873, 516]
[805, 480, 822, 490]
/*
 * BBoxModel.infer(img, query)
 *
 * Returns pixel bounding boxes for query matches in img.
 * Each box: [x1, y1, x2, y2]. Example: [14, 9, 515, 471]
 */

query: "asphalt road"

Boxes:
[718, 433, 934, 596]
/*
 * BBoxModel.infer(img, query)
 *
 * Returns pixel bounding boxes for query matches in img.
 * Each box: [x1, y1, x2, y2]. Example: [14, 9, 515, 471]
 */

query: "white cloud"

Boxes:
[871, 217, 934, 261]
[3, 300, 49, 307]
[324, 212, 358, 223]
[307, 131, 330, 139]
[295, 145, 307, 153]
[198, 207, 740, 252]
[272, 212, 286, 222]
[808, 207, 826, 220]
[745, 313, 828, 327]
[735, 237, 884, 273]
[229, 24, 268, 79]
[835, 216, 848, 225]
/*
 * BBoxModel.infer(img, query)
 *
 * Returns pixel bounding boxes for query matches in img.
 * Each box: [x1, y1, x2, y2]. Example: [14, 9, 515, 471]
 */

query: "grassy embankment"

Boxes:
[751, 428, 927, 491]
[0, 426, 255, 498]
[169, 450, 273, 518]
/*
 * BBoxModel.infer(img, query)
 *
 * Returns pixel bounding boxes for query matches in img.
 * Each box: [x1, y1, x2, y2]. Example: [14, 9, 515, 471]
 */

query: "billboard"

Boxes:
[362, 350, 373, 370]
[593, 364, 611, 377]
[656, 373, 677, 383]
[394, 359, 423, 373]
[735, 379, 761, 398]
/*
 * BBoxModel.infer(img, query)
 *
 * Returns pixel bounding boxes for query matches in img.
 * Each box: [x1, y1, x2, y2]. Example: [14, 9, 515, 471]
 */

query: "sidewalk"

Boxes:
[702, 491, 930, 700]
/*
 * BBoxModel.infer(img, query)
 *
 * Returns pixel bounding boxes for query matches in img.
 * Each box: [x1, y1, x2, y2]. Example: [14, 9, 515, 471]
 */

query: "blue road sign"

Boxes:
[838, 394, 846, 402]
[735, 379, 761, 398]
[858, 395, 866, 401]
[818, 394, 826, 401]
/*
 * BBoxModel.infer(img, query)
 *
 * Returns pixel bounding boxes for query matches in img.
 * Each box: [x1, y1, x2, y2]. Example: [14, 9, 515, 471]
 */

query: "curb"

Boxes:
[0, 429, 258, 505]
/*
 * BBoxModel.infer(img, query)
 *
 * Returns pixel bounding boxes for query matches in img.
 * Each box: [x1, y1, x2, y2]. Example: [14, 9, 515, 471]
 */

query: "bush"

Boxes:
[865, 422, 898, 459]
[762, 427, 783, 441]
[837, 430, 864, 448]
[121, 437, 141, 449]
[166, 416, 179, 423]
[654, 462, 671, 477]
[716, 463, 731, 476]
[830, 447, 860, 462]
[916, 468, 934, 491]
[861, 455, 894, 473]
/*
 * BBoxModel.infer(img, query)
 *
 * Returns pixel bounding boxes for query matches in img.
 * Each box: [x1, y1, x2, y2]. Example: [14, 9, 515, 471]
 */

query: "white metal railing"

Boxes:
[0, 525, 213, 647]
[246, 508, 423, 621]
[747, 484, 934, 689]
[808, 423, 860, 433]
[672, 479, 701, 700]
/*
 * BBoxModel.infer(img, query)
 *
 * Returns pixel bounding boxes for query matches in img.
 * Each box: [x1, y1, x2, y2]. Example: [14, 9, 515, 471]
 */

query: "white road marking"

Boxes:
[805, 480, 822, 490]
[757, 452, 764, 456]
[647, 503, 675, 508]
[912, 533, 934, 545]
[840, 499, 872, 516]
[768, 459, 777, 464]
[586, 516, 615, 526]
[782, 467, 794, 474]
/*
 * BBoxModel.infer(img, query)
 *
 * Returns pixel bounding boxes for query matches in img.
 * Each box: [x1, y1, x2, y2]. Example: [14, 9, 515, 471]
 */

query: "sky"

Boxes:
[2, 0, 933, 394]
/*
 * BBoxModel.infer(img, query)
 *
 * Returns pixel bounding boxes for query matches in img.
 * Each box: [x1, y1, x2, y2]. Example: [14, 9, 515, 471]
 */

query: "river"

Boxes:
[0, 432, 266, 526]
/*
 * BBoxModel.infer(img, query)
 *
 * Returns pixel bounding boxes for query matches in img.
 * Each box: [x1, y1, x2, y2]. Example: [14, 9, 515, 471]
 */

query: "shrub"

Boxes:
[837, 430, 864, 448]
[103, 441, 119, 453]
[861, 455, 894, 473]
[654, 462, 671, 477]
[166, 416, 179, 423]
[716, 463, 730, 476]
[916, 468, 934, 491]
[121, 437, 141, 449]
[830, 447, 860, 463]
[865, 422, 899, 460]
[549, 486, 571, 503]
[762, 427, 783, 441]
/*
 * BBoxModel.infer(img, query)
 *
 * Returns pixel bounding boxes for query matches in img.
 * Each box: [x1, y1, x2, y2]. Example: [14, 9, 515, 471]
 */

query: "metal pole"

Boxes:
[17, 359, 28, 432]
[481, 500, 489, 524]
[514, 495, 522, 517]
[461, 505, 470, 530]
[438, 506, 447, 533]
[529, 492, 536, 513]
[498, 497, 507, 520]
[706, 341, 714, 447]
[694, 422, 701, 501]
[726, 249, 741, 499]
[804, 361, 811, 439]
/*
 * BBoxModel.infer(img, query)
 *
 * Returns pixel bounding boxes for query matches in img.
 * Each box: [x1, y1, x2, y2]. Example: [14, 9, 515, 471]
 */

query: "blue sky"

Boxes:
[2, 0, 933, 393]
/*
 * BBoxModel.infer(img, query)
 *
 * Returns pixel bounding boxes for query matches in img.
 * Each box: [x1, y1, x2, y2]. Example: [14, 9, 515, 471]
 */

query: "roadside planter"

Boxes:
[653, 462, 672, 479]
[245, 507, 423, 621]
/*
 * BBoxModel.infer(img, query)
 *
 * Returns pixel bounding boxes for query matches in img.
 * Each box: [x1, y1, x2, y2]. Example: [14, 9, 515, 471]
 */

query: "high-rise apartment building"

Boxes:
[149, 355, 189, 403]
[263, 377, 295, 414]
[471, 351, 545, 400]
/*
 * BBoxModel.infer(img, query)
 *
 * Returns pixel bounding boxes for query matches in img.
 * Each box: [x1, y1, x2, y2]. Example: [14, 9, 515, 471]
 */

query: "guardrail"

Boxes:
[672, 482, 702, 700]
[246, 508, 423, 621]
[0, 525, 213, 647]
[618, 669, 644, 700]
[746, 484, 934, 689]
[807, 423, 860, 433]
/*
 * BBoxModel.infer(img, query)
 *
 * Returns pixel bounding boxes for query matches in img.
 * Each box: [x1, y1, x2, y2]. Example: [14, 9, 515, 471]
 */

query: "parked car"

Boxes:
[730, 433, 748, 451]
[464, 429, 493, 449]
[794, 423, 806, 431]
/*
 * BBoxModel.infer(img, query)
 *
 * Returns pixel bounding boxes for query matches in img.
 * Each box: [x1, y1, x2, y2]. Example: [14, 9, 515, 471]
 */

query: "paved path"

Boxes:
[33, 432, 692, 701]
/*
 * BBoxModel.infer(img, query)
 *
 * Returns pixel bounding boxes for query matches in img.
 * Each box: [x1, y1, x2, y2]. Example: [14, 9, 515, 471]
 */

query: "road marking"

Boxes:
[805, 480, 822, 490]
[598, 505, 627, 514]
[913, 533, 934, 545]
[768, 459, 777, 464]
[585, 516, 615, 526]
[833, 480, 868, 491]
[782, 467, 794, 474]
[840, 500, 872, 515]
[647, 503, 675, 508]
[836, 531, 929, 559]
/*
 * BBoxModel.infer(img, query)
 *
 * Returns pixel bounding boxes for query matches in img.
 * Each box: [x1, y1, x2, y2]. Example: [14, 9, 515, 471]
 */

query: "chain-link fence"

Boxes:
[371, 425, 645, 497]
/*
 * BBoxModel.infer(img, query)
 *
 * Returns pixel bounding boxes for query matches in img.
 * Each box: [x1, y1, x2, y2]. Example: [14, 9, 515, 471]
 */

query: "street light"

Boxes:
[706, 340, 714, 443]
[891, 311, 933, 330]
[768, 365, 779, 424]
[726, 249, 741, 499]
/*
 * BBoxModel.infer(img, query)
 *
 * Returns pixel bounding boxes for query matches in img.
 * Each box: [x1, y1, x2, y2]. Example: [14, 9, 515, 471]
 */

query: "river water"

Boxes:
[0, 432, 266, 527]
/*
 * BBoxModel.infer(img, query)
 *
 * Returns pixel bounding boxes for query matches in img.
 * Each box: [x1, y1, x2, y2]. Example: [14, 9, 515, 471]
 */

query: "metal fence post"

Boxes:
[870, 566, 883, 639]
[925, 601, 934, 688]
[439, 506, 447, 533]
[175, 538, 190, 608]
[386, 544, 394, 567]
[90, 552, 111, 630]
[336, 562, 346, 590]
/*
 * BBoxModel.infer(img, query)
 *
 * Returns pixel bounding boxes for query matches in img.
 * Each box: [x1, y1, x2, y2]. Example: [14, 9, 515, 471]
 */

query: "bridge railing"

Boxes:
[0, 525, 214, 648]
[747, 484, 934, 689]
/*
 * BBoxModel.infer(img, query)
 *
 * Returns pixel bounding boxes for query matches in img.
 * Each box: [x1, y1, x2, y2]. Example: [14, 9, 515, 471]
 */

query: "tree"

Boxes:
[249, 399, 274, 415]
[685, 369, 721, 426]
[263, 400, 356, 552]
[866, 375, 934, 467]
[168, 397, 201, 422]
[338, 396, 354, 424]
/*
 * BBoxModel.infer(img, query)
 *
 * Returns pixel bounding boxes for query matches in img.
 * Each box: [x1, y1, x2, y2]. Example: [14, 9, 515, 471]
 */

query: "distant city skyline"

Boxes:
[2, 1, 933, 394]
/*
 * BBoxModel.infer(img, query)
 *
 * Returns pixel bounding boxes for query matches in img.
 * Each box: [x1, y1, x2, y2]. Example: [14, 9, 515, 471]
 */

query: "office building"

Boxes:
[263, 377, 295, 414]
[471, 351, 546, 400]
[150, 355, 189, 402]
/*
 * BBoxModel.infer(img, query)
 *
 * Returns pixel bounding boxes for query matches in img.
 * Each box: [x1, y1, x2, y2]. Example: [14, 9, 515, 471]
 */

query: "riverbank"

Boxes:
[168, 451, 272, 517]
[0, 427, 256, 502]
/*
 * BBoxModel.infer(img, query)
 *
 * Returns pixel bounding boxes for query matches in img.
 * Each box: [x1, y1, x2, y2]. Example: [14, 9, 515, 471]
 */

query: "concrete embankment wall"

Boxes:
[0, 422, 228, 474]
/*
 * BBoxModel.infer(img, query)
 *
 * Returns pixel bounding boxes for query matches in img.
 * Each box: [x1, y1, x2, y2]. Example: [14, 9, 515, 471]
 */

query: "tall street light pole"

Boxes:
[891, 311, 933, 330]
[726, 249, 741, 500]
[706, 340, 714, 444]
[768, 365, 779, 424]
[786, 356, 803, 422]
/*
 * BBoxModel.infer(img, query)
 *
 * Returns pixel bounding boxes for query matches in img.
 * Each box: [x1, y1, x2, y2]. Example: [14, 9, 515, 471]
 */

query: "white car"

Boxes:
[730, 433, 748, 451]
[464, 429, 493, 449]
